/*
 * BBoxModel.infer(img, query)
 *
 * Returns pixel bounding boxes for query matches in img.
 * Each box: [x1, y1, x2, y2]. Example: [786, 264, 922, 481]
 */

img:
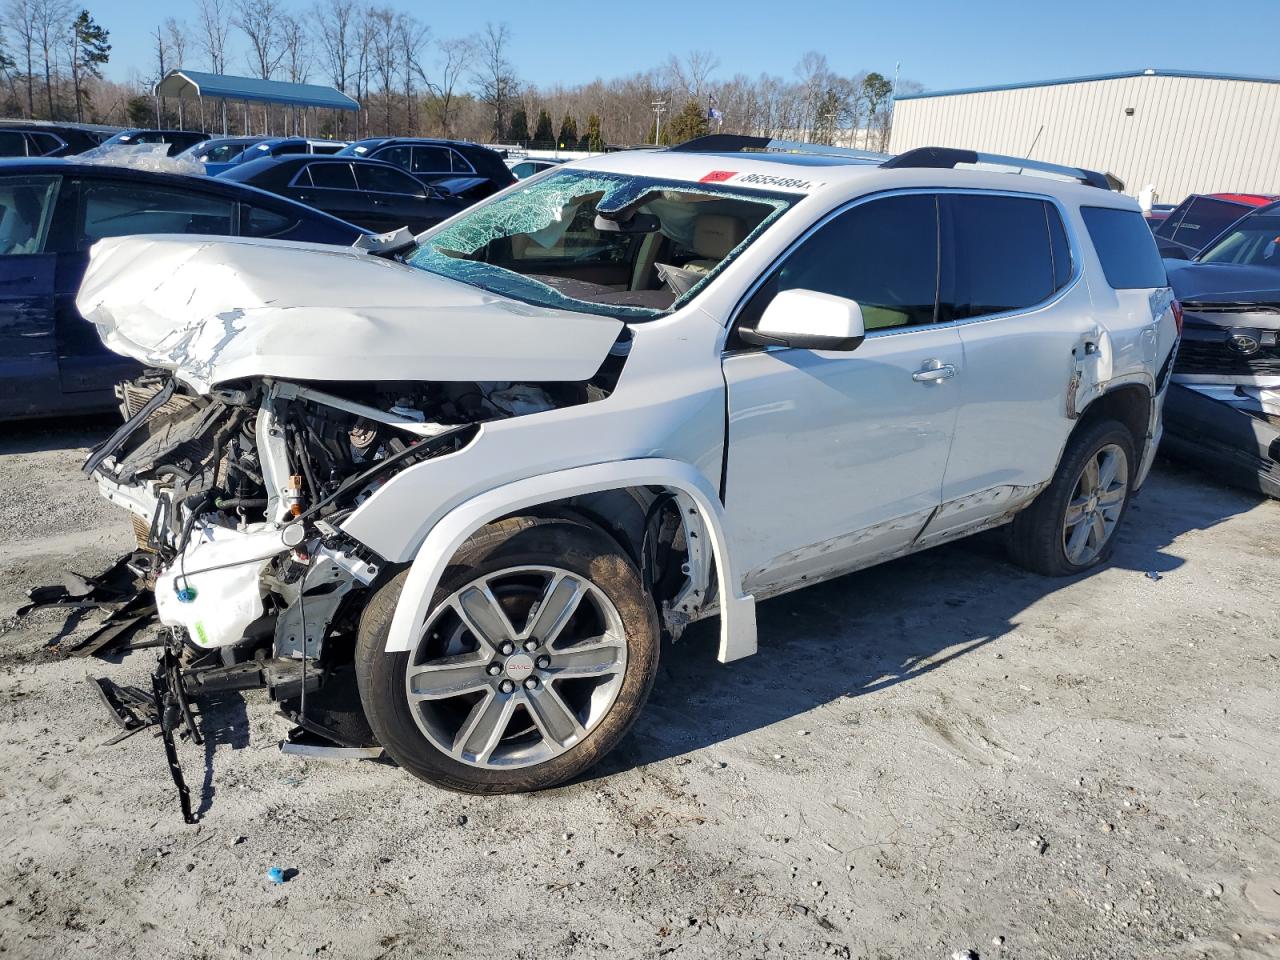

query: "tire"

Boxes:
[355, 515, 660, 794]
[1006, 419, 1137, 577]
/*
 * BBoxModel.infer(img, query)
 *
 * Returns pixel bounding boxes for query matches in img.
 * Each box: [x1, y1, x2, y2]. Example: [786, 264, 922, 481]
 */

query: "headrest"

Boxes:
[692, 214, 746, 260]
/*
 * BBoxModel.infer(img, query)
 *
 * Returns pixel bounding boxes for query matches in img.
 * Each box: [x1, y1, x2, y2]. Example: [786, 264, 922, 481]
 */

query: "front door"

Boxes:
[722, 192, 963, 598]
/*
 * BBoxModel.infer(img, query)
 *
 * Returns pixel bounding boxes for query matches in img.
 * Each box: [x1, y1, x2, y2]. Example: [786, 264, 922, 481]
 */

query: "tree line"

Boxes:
[0, 4, 917, 149]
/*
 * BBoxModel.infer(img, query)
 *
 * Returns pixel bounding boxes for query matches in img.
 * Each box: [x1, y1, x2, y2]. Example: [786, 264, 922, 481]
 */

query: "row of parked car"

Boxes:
[1144, 191, 1280, 499]
[0, 120, 534, 418]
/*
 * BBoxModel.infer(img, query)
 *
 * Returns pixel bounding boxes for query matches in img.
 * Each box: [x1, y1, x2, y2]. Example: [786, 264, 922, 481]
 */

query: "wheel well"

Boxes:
[1077, 384, 1151, 454]
[507, 485, 707, 635]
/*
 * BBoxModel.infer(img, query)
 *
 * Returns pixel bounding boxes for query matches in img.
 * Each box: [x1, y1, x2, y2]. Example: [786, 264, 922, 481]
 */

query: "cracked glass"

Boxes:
[406, 169, 792, 320]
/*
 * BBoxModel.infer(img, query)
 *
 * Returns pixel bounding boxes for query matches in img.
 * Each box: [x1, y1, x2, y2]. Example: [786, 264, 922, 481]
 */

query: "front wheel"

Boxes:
[355, 516, 660, 794]
[1006, 419, 1136, 577]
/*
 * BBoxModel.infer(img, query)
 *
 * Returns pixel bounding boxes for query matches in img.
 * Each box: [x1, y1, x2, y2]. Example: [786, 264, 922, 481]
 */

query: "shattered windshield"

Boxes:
[406, 169, 792, 319]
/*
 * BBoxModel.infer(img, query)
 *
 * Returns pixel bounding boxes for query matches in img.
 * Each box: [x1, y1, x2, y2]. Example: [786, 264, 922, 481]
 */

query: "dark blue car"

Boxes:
[0, 158, 369, 421]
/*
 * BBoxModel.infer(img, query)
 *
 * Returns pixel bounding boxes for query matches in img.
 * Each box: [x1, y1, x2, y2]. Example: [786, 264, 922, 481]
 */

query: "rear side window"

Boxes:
[355, 163, 423, 195]
[80, 180, 235, 247]
[1081, 207, 1168, 289]
[0, 131, 28, 157]
[1157, 196, 1247, 251]
[741, 193, 939, 333]
[0, 174, 61, 254]
[940, 194, 1065, 321]
[242, 204, 296, 238]
[307, 162, 357, 189]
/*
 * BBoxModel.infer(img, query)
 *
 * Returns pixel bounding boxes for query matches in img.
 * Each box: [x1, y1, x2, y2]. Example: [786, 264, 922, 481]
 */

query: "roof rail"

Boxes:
[882, 146, 1122, 191]
[670, 134, 889, 163]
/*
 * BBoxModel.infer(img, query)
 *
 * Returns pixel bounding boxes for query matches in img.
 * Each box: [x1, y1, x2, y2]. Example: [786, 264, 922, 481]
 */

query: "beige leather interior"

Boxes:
[684, 214, 747, 273]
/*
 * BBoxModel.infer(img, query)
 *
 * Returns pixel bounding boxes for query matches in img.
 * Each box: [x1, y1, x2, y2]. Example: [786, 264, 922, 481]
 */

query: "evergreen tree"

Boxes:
[531, 108, 553, 148]
[664, 99, 708, 145]
[557, 113, 577, 149]
[69, 10, 110, 123]
[584, 113, 603, 152]
[505, 107, 529, 143]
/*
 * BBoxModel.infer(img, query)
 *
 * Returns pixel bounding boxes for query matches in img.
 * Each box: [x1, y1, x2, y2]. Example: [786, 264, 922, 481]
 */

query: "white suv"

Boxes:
[79, 137, 1179, 795]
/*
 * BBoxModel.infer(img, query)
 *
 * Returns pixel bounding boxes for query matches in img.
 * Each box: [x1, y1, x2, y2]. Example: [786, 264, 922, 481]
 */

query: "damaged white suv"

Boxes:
[78, 138, 1178, 796]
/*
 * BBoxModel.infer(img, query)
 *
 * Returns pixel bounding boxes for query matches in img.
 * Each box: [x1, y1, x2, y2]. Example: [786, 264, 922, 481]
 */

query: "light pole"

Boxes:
[652, 100, 666, 145]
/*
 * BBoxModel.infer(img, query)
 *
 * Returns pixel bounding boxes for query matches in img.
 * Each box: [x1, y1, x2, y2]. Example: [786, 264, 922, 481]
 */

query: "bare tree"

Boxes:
[472, 21, 515, 141]
[396, 12, 427, 134]
[423, 35, 470, 137]
[6, 0, 38, 115]
[233, 0, 284, 79]
[195, 0, 229, 72]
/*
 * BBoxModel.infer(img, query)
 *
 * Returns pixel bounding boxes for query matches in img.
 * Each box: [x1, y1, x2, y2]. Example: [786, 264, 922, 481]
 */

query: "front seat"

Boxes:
[683, 214, 746, 274]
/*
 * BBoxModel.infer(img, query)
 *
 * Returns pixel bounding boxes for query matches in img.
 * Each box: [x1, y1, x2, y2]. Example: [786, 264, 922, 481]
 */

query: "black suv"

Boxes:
[0, 122, 113, 158]
[337, 138, 515, 200]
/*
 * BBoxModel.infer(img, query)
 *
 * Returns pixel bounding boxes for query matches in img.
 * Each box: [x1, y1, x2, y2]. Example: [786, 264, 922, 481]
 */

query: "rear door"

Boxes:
[0, 174, 61, 418]
[354, 163, 457, 232]
[295, 161, 367, 226]
[925, 191, 1094, 543]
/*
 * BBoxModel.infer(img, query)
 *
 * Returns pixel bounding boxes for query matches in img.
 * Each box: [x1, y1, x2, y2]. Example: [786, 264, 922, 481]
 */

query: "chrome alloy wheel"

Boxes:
[1061, 442, 1129, 566]
[405, 566, 628, 769]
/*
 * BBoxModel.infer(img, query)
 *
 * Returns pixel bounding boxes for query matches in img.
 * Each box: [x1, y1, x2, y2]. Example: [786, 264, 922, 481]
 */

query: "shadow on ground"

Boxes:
[591, 460, 1266, 777]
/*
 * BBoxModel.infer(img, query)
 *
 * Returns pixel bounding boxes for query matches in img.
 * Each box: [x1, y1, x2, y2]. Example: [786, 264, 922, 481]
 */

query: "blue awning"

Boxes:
[154, 70, 359, 111]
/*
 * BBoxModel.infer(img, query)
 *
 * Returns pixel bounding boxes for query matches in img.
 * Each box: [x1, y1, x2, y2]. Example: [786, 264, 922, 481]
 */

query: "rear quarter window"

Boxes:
[1080, 207, 1167, 290]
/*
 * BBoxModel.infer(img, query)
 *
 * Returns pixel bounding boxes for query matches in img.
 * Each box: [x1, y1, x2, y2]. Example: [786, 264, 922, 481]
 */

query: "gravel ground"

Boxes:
[1, 419, 1278, 960]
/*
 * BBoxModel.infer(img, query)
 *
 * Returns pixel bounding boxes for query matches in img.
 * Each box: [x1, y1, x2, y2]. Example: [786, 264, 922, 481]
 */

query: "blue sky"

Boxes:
[93, 0, 1279, 92]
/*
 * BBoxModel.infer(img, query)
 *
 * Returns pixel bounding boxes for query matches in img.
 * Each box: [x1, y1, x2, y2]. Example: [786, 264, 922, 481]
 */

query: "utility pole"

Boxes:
[652, 100, 666, 145]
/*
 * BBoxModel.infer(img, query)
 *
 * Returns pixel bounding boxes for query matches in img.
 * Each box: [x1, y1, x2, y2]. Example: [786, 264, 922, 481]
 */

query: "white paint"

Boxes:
[76, 234, 623, 393]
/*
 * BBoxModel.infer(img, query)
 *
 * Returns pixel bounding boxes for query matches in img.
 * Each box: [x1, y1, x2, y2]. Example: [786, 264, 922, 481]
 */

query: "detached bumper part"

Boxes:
[1163, 383, 1280, 499]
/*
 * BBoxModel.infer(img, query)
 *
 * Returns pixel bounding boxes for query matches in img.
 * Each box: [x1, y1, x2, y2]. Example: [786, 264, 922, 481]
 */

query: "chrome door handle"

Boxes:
[912, 360, 957, 383]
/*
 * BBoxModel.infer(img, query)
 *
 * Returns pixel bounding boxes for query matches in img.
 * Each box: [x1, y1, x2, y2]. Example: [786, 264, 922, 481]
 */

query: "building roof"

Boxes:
[154, 70, 359, 111]
[896, 68, 1280, 102]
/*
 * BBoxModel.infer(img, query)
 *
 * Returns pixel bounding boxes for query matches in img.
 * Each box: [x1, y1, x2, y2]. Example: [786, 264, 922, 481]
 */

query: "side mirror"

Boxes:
[739, 288, 866, 351]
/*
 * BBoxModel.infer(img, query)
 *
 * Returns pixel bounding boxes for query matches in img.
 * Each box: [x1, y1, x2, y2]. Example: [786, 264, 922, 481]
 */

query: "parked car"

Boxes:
[98, 129, 210, 157]
[1152, 192, 1279, 259]
[213, 136, 349, 174]
[1162, 201, 1280, 497]
[218, 155, 469, 233]
[338, 137, 515, 199]
[509, 157, 567, 179]
[0, 121, 113, 157]
[76, 140, 1177, 804]
[0, 158, 369, 421]
[177, 136, 266, 174]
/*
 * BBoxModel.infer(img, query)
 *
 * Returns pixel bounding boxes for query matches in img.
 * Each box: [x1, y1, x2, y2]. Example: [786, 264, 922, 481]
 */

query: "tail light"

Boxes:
[1170, 299, 1184, 336]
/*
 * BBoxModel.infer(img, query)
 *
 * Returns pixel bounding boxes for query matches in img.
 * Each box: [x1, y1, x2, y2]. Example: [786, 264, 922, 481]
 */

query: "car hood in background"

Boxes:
[76, 235, 624, 393]
[1164, 259, 1280, 303]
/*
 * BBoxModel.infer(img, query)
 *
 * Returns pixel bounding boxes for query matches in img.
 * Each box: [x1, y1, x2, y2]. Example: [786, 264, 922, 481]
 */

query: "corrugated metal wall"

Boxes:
[889, 74, 1280, 203]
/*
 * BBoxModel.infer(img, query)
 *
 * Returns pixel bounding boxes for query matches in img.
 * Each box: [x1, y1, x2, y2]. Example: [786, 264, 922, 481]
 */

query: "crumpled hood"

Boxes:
[77, 234, 624, 392]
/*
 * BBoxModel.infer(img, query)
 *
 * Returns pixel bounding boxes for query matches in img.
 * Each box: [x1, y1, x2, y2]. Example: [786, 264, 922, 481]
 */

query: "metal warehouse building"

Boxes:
[889, 68, 1280, 204]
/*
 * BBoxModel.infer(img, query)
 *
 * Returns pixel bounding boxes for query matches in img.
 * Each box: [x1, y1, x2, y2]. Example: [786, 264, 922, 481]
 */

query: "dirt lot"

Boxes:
[1, 419, 1278, 960]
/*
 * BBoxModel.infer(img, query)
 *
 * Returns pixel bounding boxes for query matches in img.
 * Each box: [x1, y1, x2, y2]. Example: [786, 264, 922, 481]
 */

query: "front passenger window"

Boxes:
[739, 193, 939, 336]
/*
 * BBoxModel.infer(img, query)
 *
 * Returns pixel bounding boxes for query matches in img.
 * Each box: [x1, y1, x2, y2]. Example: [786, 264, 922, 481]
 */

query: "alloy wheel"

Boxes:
[405, 566, 628, 769]
[1061, 442, 1129, 566]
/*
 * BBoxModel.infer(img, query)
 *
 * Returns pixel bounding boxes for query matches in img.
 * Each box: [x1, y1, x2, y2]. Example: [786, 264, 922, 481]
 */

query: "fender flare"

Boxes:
[382, 458, 758, 664]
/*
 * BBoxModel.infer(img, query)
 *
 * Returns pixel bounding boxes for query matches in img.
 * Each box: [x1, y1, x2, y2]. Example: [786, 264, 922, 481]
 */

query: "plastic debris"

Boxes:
[1145, 571, 1163, 582]
[267, 866, 287, 885]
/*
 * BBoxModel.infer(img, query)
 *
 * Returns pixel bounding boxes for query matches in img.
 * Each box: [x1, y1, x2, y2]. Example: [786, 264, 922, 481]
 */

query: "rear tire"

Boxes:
[355, 516, 660, 794]
[1006, 419, 1136, 577]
